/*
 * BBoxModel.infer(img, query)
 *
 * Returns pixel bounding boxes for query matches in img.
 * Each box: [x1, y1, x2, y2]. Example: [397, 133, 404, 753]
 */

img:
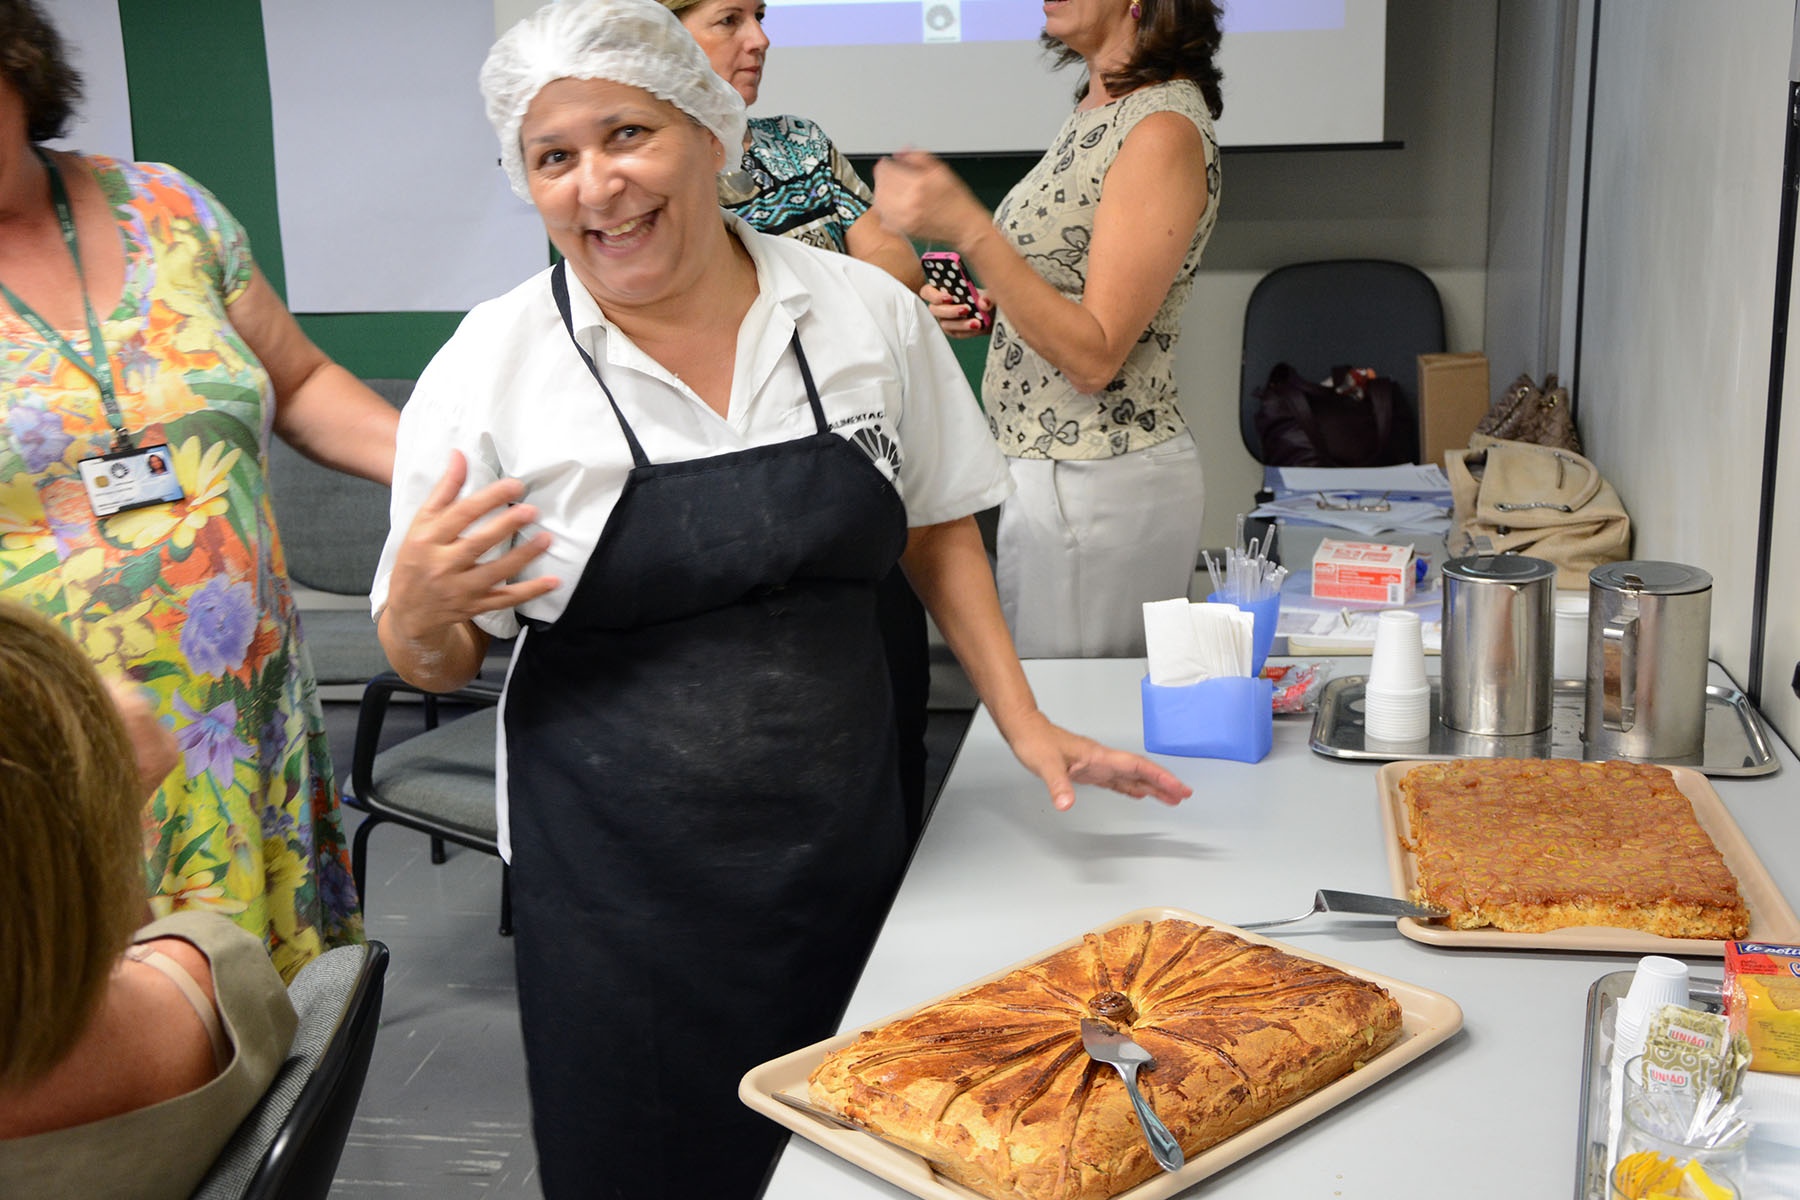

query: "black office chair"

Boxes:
[347, 671, 512, 936]
[266, 378, 410, 688]
[190, 941, 390, 1200]
[1236, 259, 1446, 559]
[1239, 259, 1446, 464]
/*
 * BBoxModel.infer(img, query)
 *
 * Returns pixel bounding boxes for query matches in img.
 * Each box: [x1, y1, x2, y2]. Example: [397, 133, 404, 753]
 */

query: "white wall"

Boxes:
[1759, 9, 1800, 744]
[1576, 0, 1792, 685]
[1485, 0, 1579, 384]
[1178, 2, 1498, 547]
[1766, 218, 1800, 742]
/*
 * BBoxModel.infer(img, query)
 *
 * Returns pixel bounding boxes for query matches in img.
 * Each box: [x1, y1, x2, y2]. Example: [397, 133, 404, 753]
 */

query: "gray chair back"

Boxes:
[1238, 260, 1446, 463]
[191, 940, 390, 1200]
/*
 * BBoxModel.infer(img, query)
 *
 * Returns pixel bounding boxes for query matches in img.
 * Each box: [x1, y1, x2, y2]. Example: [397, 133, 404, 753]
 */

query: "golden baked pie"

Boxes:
[807, 918, 1402, 1200]
[1399, 758, 1749, 938]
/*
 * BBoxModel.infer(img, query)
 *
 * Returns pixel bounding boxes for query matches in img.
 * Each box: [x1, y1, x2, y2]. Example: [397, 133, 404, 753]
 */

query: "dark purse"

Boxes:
[1474, 373, 1582, 454]
[1253, 363, 1419, 468]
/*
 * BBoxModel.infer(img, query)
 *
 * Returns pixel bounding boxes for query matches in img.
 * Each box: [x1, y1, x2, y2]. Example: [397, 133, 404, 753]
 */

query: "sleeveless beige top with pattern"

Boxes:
[982, 79, 1219, 460]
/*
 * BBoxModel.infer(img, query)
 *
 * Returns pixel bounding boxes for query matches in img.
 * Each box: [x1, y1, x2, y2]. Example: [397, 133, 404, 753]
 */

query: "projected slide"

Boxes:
[768, 0, 1347, 49]
[752, 0, 1386, 154]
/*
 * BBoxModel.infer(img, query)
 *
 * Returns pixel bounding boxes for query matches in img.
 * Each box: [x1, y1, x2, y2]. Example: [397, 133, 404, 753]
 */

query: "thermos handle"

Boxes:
[1602, 615, 1638, 730]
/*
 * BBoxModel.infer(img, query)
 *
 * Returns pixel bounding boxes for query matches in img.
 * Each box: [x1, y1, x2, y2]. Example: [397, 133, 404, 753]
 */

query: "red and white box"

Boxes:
[1311, 539, 1416, 604]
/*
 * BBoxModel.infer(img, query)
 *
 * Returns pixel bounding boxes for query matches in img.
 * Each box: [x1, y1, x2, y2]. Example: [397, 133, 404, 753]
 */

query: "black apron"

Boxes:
[505, 264, 910, 1199]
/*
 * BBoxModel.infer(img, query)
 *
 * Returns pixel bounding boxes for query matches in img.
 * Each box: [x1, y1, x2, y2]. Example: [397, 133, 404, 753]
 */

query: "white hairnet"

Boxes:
[481, 0, 749, 200]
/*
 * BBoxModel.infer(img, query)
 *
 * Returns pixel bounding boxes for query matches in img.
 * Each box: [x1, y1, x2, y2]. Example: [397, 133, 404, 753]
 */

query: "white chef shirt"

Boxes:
[371, 215, 1013, 639]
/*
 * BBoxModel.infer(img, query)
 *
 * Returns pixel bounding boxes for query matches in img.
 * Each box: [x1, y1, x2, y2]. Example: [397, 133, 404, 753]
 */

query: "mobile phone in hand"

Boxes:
[921, 251, 992, 331]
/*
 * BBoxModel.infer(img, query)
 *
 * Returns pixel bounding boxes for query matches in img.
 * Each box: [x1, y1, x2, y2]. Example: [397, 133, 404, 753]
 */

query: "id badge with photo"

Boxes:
[77, 443, 185, 517]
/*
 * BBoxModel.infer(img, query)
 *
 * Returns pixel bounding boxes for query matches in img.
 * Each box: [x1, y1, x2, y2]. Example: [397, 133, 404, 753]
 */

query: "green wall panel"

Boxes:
[118, 0, 286, 291]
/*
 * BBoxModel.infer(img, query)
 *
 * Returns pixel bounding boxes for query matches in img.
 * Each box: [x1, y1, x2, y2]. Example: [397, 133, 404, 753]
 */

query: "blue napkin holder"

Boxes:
[1141, 674, 1273, 762]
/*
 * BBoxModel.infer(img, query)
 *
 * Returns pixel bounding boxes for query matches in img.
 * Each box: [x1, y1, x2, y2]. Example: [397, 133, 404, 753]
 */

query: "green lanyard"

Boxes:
[0, 148, 128, 451]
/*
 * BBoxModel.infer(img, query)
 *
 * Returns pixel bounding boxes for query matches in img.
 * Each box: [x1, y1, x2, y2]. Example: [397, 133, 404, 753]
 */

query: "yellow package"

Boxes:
[1611, 1151, 1734, 1200]
[1724, 940, 1800, 1074]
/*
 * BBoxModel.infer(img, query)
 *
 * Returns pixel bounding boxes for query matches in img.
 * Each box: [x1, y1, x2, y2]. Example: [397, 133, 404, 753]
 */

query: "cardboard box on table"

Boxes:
[1312, 538, 1417, 604]
[1416, 352, 1490, 469]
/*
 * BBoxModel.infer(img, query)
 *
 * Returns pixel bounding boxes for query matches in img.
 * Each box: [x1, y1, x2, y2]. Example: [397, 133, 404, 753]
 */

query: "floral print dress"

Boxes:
[0, 155, 360, 979]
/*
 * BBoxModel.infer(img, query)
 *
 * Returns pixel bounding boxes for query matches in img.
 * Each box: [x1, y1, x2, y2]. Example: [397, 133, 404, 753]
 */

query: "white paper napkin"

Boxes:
[1143, 599, 1254, 685]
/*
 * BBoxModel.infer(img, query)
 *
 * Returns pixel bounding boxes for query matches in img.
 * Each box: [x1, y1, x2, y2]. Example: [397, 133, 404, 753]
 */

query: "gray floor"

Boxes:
[321, 693, 974, 1198]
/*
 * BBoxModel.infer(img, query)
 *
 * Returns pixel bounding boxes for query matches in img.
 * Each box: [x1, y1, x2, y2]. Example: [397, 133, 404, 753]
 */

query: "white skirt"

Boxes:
[996, 430, 1206, 658]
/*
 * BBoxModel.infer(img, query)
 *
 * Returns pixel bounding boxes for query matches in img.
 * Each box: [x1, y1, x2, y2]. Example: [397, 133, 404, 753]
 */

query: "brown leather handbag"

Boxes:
[1475, 373, 1582, 454]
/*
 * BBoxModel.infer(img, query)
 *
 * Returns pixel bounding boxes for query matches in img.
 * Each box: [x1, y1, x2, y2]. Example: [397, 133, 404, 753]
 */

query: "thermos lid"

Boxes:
[1589, 560, 1713, 595]
[1443, 554, 1557, 584]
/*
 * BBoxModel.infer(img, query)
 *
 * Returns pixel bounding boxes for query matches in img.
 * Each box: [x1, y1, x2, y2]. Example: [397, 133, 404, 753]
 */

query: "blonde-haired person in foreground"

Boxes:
[0, 600, 297, 1200]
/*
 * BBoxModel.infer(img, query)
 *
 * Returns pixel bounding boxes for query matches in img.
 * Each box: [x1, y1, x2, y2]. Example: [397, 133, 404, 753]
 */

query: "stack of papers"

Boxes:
[1274, 566, 1443, 653]
[1280, 607, 1444, 653]
[1253, 465, 1453, 537]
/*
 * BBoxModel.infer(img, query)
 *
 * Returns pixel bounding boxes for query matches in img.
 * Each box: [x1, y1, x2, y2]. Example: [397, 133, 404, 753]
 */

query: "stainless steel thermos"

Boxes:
[1583, 561, 1712, 761]
[1439, 554, 1557, 735]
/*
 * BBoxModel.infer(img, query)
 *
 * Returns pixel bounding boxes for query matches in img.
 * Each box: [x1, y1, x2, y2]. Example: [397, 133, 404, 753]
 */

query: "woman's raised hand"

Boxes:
[382, 450, 558, 642]
[872, 149, 991, 251]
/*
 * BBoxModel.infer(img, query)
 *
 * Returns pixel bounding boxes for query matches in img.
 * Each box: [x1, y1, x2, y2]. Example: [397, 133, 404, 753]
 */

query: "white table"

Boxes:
[762, 658, 1800, 1199]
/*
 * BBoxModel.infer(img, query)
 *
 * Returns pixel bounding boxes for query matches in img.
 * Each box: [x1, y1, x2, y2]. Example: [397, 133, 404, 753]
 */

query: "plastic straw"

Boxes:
[1215, 515, 1283, 605]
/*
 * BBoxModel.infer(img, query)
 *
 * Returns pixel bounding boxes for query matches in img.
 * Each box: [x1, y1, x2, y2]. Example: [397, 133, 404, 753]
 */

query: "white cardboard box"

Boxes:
[1312, 539, 1416, 604]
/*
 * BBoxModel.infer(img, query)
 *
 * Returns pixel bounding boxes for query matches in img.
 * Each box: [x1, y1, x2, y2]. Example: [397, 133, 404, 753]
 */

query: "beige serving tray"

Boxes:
[1378, 760, 1800, 954]
[740, 905, 1464, 1200]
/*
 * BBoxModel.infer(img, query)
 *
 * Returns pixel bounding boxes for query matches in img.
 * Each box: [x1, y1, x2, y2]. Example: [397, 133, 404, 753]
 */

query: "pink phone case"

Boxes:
[921, 252, 991, 330]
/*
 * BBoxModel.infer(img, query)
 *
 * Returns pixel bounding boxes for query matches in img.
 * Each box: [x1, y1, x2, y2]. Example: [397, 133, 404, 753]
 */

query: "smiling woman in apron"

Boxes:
[370, 3, 1190, 1197]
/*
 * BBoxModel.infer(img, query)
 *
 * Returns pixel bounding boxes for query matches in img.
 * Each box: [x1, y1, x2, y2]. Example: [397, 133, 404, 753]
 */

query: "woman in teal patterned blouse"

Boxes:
[661, 0, 923, 290]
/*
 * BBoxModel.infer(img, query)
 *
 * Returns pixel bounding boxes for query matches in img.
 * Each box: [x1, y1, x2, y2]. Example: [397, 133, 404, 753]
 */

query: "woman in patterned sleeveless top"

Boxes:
[874, 0, 1224, 660]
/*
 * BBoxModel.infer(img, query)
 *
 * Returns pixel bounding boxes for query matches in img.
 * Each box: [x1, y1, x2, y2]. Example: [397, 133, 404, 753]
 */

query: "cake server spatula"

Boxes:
[1078, 1018, 1184, 1173]
[1236, 888, 1447, 931]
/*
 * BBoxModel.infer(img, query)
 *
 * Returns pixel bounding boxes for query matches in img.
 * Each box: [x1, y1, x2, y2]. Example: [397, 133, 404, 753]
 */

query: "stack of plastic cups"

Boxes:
[1608, 956, 1692, 1170]
[1614, 956, 1691, 1063]
[1364, 610, 1431, 743]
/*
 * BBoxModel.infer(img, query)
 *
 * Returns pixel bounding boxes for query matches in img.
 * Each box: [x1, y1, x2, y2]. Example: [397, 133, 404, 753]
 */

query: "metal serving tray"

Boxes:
[1309, 677, 1778, 776]
[1574, 972, 1724, 1200]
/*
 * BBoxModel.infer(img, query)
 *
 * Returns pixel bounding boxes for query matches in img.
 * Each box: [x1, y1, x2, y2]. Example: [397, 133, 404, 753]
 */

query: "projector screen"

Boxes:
[753, 0, 1387, 154]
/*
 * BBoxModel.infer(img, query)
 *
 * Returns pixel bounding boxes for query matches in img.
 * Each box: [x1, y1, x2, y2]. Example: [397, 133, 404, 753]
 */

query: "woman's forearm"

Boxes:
[846, 210, 926, 291]
[954, 225, 1127, 395]
[899, 517, 1040, 739]
[272, 361, 402, 486]
[377, 610, 489, 694]
[900, 516, 1192, 811]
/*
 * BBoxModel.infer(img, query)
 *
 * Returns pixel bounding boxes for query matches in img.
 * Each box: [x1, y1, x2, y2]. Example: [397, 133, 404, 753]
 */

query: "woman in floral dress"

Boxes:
[0, 2, 398, 979]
